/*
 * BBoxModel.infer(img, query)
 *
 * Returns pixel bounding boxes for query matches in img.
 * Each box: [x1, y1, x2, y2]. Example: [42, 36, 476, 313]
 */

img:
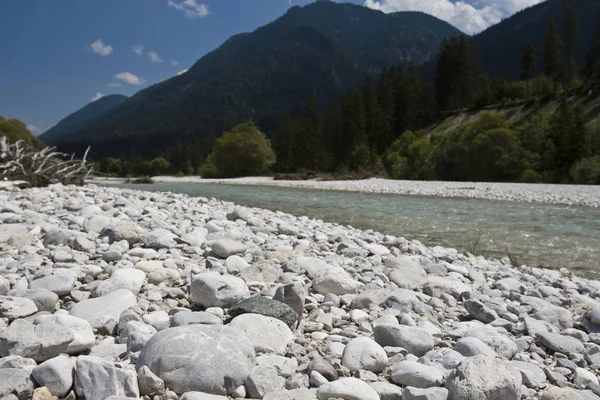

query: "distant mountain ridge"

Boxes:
[45, 1, 462, 156]
[39, 94, 128, 144]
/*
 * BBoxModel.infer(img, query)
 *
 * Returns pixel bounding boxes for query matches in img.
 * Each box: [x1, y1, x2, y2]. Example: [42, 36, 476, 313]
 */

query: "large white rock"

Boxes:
[391, 360, 445, 388]
[385, 256, 428, 289]
[75, 355, 139, 400]
[0, 368, 35, 400]
[32, 355, 74, 397]
[92, 268, 146, 297]
[191, 272, 250, 308]
[341, 337, 388, 373]
[313, 267, 360, 295]
[30, 274, 76, 296]
[229, 313, 294, 355]
[316, 377, 380, 400]
[374, 324, 434, 357]
[211, 239, 248, 258]
[34, 314, 95, 354]
[0, 296, 38, 319]
[446, 355, 521, 400]
[0, 224, 33, 247]
[137, 325, 255, 395]
[69, 289, 137, 335]
[83, 216, 113, 233]
[0, 319, 74, 362]
[245, 365, 286, 399]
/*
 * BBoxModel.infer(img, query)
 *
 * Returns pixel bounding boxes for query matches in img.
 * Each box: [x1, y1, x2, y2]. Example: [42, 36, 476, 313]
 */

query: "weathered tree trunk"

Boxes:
[0, 136, 93, 187]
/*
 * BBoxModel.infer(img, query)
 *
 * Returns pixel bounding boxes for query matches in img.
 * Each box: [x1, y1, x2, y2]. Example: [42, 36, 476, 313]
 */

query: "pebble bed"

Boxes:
[0, 183, 599, 400]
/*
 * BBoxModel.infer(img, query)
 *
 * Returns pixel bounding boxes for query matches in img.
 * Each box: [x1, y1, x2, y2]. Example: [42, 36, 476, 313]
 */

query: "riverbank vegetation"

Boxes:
[92, 3, 600, 184]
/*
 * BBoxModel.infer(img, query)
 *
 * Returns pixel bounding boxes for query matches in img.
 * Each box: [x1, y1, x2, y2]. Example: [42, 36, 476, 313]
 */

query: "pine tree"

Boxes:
[341, 90, 367, 170]
[521, 41, 537, 97]
[584, 15, 600, 87]
[296, 93, 325, 171]
[322, 101, 342, 171]
[272, 112, 296, 172]
[544, 18, 563, 92]
[563, 0, 580, 83]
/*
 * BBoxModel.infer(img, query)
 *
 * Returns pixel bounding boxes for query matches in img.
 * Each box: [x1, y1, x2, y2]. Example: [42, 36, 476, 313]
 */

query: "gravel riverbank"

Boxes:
[99, 176, 600, 208]
[1, 183, 600, 400]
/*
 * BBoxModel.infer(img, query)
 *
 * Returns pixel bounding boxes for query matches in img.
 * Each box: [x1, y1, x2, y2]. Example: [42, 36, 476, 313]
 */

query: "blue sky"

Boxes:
[0, 0, 545, 135]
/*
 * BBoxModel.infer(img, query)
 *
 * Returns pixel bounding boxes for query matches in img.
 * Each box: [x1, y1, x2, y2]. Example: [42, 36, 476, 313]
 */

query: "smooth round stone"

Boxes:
[536, 331, 584, 354]
[0, 296, 38, 319]
[316, 377, 379, 400]
[34, 314, 95, 354]
[374, 324, 434, 357]
[229, 313, 294, 355]
[137, 325, 255, 395]
[455, 337, 497, 357]
[446, 355, 522, 400]
[229, 296, 299, 328]
[391, 360, 445, 388]
[190, 272, 250, 308]
[419, 348, 464, 377]
[313, 267, 360, 295]
[69, 289, 137, 335]
[245, 365, 286, 399]
[341, 337, 388, 373]
[171, 311, 223, 327]
[211, 239, 248, 258]
[32, 355, 74, 397]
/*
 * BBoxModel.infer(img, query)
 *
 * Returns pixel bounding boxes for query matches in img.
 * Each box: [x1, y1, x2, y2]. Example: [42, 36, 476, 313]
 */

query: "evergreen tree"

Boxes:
[296, 93, 325, 171]
[272, 112, 296, 172]
[544, 18, 563, 91]
[562, 0, 580, 83]
[341, 90, 368, 170]
[584, 15, 600, 87]
[521, 41, 537, 97]
[322, 101, 342, 170]
[434, 36, 480, 110]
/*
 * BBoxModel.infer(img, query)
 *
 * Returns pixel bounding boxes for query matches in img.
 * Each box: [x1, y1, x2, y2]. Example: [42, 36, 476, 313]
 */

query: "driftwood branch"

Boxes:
[0, 136, 94, 187]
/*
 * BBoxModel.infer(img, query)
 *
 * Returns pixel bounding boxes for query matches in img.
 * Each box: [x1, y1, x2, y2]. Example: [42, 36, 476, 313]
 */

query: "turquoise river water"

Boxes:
[109, 182, 600, 279]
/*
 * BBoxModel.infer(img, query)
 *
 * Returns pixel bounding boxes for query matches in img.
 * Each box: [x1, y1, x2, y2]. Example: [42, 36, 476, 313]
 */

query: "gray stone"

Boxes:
[0, 368, 35, 400]
[455, 337, 497, 357]
[136, 325, 255, 395]
[308, 356, 338, 382]
[0, 224, 33, 248]
[102, 221, 141, 245]
[31, 355, 74, 397]
[92, 268, 145, 297]
[211, 239, 248, 258]
[465, 325, 517, 359]
[42, 229, 70, 247]
[229, 313, 294, 355]
[464, 299, 499, 324]
[404, 387, 449, 400]
[341, 337, 387, 373]
[573, 368, 599, 390]
[273, 283, 305, 322]
[246, 365, 286, 399]
[541, 387, 594, 400]
[419, 348, 464, 377]
[510, 361, 547, 388]
[369, 382, 404, 400]
[374, 324, 434, 357]
[256, 355, 298, 378]
[12, 289, 58, 313]
[391, 361, 445, 388]
[171, 311, 223, 326]
[536, 331, 584, 354]
[263, 388, 317, 400]
[137, 366, 165, 397]
[140, 229, 176, 249]
[30, 274, 76, 296]
[33, 314, 95, 354]
[0, 320, 74, 362]
[190, 272, 250, 308]
[121, 321, 157, 353]
[313, 267, 360, 295]
[180, 393, 229, 400]
[229, 296, 299, 328]
[74, 356, 139, 400]
[386, 256, 428, 290]
[69, 289, 137, 335]
[446, 355, 521, 400]
[0, 296, 38, 320]
[73, 237, 95, 252]
[583, 306, 600, 334]
[83, 216, 113, 233]
[0, 356, 37, 371]
[316, 377, 380, 400]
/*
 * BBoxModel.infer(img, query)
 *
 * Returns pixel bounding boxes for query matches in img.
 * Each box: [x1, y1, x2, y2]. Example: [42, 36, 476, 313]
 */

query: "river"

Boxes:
[107, 182, 600, 279]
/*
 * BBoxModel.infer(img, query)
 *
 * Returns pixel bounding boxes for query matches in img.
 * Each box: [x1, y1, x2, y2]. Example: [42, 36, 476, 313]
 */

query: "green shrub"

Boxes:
[570, 156, 600, 184]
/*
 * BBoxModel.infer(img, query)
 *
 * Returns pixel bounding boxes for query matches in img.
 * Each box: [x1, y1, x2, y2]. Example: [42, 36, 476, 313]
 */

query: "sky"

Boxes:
[0, 0, 546, 135]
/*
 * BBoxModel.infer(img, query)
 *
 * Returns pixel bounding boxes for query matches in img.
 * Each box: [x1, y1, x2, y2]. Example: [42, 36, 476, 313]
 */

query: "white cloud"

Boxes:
[167, 0, 210, 19]
[106, 82, 123, 88]
[176, 68, 188, 76]
[114, 72, 145, 85]
[90, 39, 113, 56]
[363, 0, 545, 34]
[170, 59, 179, 67]
[26, 124, 39, 133]
[90, 92, 105, 102]
[149, 50, 163, 63]
[132, 45, 144, 55]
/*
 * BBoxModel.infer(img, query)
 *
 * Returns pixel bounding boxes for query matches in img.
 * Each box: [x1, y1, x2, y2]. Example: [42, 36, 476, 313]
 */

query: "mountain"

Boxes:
[473, 0, 600, 80]
[50, 1, 461, 157]
[39, 94, 128, 144]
